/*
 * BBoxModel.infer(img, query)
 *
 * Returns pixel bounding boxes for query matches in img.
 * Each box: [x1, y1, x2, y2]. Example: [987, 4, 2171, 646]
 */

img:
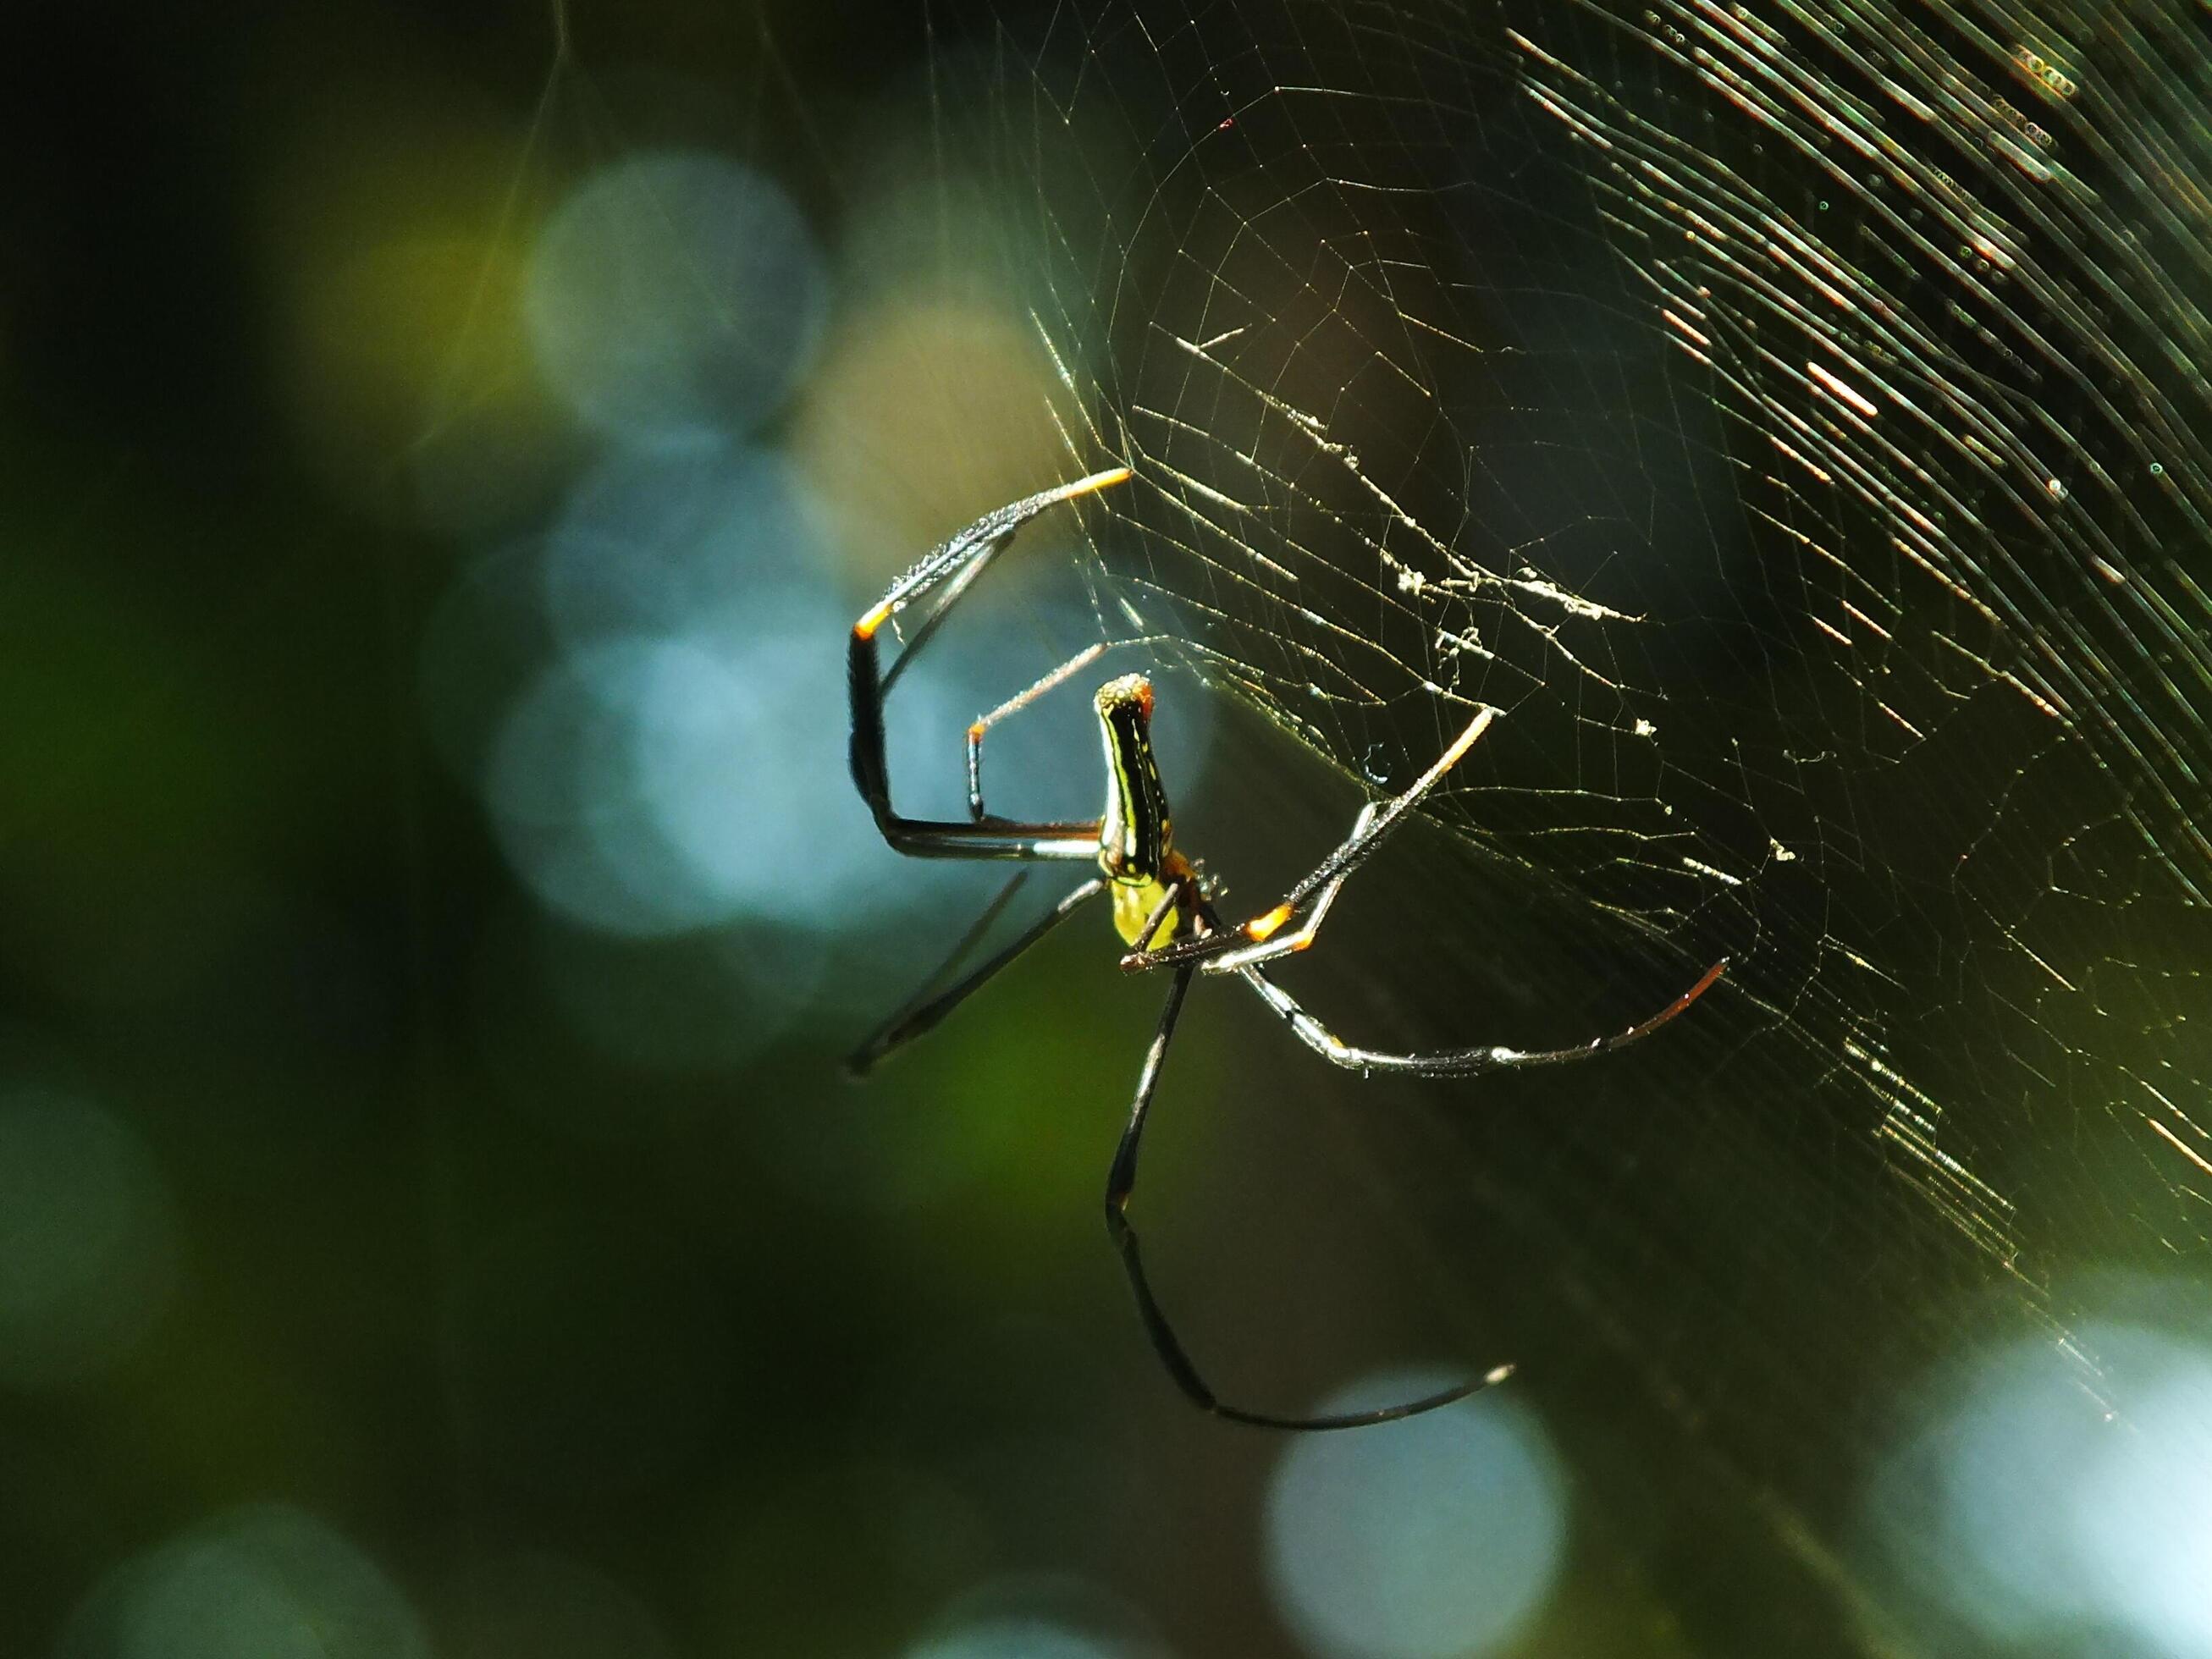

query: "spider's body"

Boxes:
[1094, 673, 1193, 950]
[845, 468, 1725, 1431]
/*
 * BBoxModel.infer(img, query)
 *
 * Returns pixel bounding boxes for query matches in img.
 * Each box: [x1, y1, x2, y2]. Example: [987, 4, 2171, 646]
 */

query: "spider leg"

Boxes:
[1128, 879, 1186, 955]
[967, 643, 1110, 820]
[849, 468, 1130, 862]
[876, 516, 1013, 703]
[1105, 924, 1503, 1431]
[1136, 802, 1379, 975]
[1236, 956, 1728, 1078]
[847, 876, 1107, 1075]
[1122, 705, 1495, 973]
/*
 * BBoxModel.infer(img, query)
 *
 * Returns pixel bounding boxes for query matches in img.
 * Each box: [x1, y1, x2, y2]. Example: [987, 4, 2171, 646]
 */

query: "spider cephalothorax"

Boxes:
[1092, 673, 1195, 951]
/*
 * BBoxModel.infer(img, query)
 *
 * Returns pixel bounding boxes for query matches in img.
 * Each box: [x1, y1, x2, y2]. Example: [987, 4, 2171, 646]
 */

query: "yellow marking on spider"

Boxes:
[854, 600, 894, 640]
[1112, 878, 1184, 949]
[1434, 704, 1496, 769]
[1247, 902, 1295, 942]
[1071, 465, 1134, 496]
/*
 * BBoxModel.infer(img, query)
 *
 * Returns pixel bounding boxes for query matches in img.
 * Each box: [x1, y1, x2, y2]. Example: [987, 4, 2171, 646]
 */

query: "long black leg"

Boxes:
[848, 877, 1108, 1075]
[849, 469, 1130, 863]
[1235, 956, 1729, 1077]
[1104, 961, 1499, 1431]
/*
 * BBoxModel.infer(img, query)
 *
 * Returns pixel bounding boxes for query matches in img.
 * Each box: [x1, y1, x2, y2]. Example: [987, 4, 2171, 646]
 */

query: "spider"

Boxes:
[846, 467, 1727, 1431]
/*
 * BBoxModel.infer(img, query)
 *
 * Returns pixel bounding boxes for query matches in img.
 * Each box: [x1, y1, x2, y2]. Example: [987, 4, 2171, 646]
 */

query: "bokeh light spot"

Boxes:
[793, 298, 1074, 585]
[262, 102, 565, 530]
[58, 1504, 428, 1659]
[905, 1573, 1165, 1659]
[1863, 1312, 2212, 1655]
[907, 1618, 1134, 1659]
[485, 634, 735, 938]
[538, 442, 831, 647]
[481, 445, 917, 944]
[526, 151, 826, 449]
[0, 1089, 176, 1389]
[476, 441, 1196, 968]
[1264, 1372, 1569, 1659]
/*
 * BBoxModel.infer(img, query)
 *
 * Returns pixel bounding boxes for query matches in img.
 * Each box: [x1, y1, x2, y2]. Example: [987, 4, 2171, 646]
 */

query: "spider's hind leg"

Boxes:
[1102, 958, 1504, 1431]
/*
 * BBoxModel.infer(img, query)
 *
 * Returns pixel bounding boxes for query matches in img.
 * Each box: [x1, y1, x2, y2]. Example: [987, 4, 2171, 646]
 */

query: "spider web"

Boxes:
[924, 0, 2212, 1638]
[361, 0, 2212, 1647]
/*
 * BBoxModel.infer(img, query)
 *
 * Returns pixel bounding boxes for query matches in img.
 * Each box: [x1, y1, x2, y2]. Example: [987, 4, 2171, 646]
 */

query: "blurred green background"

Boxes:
[8, 2, 2212, 1656]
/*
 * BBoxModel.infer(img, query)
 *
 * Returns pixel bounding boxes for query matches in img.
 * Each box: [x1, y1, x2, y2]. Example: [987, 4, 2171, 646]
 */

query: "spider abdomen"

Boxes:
[1110, 852, 1194, 948]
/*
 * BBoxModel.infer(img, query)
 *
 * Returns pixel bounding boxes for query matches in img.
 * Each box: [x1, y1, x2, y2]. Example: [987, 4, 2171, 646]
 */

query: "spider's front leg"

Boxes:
[1121, 705, 1498, 975]
[847, 467, 1131, 863]
[1123, 803, 1381, 977]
